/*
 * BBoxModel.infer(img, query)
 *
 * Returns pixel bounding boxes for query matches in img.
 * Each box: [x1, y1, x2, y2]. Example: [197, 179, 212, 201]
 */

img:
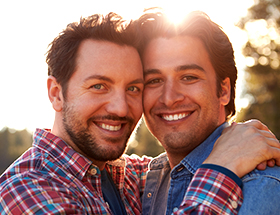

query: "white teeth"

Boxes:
[101, 123, 121, 131]
[162, 113, 188, 121]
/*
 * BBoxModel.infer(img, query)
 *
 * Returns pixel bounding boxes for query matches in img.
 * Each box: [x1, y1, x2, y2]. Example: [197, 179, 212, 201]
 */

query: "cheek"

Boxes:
[72, 95, 104, 116]
[189, 82, 217, 101]
[143, 89, 155, 115]
[128, 96, 143, 119]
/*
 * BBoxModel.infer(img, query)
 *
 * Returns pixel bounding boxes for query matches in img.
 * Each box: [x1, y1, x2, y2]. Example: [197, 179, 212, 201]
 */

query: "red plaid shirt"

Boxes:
[174, 167, 243, 214]
[0, 129, 242, 214]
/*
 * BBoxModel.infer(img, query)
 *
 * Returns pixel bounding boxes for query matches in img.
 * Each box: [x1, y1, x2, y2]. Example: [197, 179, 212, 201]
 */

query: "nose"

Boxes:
[106, 91, 129, 117]
[158, 80, 184, 107]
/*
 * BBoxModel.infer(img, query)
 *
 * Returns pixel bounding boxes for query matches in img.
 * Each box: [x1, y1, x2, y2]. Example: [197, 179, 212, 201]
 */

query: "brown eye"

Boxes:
[127, 86, 139, 92]
[182, 76, 198, 81]
[145, 78, 162, 85]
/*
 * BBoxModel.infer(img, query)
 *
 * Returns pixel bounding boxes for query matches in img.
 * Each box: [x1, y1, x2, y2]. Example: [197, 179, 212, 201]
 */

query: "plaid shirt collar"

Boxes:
[34, 129, 127, 180]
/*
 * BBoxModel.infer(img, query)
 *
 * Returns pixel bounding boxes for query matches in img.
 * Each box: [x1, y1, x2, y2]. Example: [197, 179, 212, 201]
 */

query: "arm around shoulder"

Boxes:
[173, 166, 243, 215]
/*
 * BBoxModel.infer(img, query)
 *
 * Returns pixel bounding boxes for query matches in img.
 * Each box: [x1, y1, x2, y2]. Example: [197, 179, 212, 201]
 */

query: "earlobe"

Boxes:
[220, 77, 231, 106]
[47, 76, 63, 112]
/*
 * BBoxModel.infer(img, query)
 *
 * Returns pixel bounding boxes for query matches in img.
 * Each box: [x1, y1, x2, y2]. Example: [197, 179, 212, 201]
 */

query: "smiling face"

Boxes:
[51, 39, 143, 167]
[142, 36, 230, 164]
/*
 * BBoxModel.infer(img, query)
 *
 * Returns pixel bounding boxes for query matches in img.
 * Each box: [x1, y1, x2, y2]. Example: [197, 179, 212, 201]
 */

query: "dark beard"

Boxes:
[62, 103, 133, 161]
[162, 121, 218, 154]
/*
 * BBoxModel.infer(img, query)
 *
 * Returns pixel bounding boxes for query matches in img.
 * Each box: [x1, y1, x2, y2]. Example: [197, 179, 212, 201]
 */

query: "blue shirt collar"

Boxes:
[178, 122, 229, 174]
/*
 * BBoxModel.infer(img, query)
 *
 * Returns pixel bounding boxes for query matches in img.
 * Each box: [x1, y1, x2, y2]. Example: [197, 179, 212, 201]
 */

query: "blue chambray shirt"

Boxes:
[142, 123, 280, 215]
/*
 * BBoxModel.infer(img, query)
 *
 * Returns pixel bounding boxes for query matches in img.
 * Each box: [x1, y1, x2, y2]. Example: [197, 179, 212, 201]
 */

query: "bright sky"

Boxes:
[0, 0, 254, 132]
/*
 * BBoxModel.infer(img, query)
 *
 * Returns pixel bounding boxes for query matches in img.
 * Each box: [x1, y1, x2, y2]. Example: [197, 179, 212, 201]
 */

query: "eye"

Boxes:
[145, 78, 162, 86]
[127, 86, 140, 92]
[182, 75, 198, 82]
[91, 84, 105, 90]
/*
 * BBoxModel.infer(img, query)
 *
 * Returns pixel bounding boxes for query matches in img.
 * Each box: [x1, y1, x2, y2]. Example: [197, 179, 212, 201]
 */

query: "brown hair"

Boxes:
[46, 12, 140, 98]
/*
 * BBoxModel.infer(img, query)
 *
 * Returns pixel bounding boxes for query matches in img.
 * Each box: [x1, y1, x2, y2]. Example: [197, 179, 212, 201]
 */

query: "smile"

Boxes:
[161, 113, 190, 121]
[99, 123, 122, 131]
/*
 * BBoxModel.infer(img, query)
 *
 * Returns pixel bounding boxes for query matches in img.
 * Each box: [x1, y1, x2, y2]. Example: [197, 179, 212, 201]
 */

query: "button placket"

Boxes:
[89, 168, 97, 175]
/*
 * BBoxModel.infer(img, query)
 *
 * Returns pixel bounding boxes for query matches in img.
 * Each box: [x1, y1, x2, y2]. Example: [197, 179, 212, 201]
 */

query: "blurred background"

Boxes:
[1, 0, 280, 174]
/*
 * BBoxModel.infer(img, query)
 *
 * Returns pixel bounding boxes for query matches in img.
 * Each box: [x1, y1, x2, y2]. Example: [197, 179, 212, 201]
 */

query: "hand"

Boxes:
[203, 120, 280, 178]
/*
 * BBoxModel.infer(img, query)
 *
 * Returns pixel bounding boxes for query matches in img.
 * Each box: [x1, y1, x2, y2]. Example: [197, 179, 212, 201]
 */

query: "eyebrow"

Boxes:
[84, 75, 144, 85]
[144, 64, 205, 77]
[84, 75, 114, 83]
[130, 78, 144, 85]
[144, 69, 161, 77]
[175, 64, 205, 73]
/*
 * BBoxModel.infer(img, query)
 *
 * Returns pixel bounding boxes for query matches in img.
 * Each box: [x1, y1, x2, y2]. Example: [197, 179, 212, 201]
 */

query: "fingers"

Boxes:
[242, 119, 273, 134]
[236, 120, 279, 149]
[254, 130, 280, 149]
[267, 159, 276, 167]
[208, 120, 280, 177]
[243, 119, 269, 130]
[270, 148, 280, 166]
[256, 159, 276, 171]
[256, 161, 267, 171]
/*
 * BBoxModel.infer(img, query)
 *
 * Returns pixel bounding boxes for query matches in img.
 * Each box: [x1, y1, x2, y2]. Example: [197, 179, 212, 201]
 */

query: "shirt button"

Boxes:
[90, 168, 97, 175]
[147, 193, 152, 198]
[231, 200, 238, 209]
[173, 207, 178, 212]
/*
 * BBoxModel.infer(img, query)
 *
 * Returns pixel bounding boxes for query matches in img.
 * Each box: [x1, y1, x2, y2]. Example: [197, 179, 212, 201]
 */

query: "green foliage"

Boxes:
[236, 0, 280, 139]
[0, 127, 32, 174]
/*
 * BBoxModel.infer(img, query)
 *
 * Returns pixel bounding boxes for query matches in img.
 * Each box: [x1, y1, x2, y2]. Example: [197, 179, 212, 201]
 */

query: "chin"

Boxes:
[87, 143, 127, 162]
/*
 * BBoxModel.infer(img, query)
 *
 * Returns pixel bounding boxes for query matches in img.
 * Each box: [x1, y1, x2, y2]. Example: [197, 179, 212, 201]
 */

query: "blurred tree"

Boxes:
[126, 118, 165, 157]
[236, 0, 280, 139]
[0, 127, 32, 174]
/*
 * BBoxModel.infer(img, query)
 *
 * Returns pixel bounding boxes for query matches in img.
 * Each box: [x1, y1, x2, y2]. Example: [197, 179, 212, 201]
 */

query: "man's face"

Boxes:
[62, 39, 143, 162]
[142, 36, 230, 156]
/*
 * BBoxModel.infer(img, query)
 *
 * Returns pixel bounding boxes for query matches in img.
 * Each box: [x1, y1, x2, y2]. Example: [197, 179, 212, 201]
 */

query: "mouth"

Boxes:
[96, 122, 123, 131]
[101, 123, 122, 131]
[161, 112, 191, 121]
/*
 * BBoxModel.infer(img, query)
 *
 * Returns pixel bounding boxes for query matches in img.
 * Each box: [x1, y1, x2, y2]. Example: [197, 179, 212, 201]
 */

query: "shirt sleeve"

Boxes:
[173, 167, 243, 215]
[199, 164, 243, 188]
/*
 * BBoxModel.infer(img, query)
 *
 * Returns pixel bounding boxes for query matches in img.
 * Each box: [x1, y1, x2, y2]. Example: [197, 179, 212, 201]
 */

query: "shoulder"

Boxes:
[123, 154, 152, 169]
[239, 166, 280, 213]
[0, 147, 44, 184]
[242, 166, 280, 182]
[0, 146, 78, 193]
[0, 159, 86, 213]
[148, 153, 169, 170]
[0, 170, 86, 214]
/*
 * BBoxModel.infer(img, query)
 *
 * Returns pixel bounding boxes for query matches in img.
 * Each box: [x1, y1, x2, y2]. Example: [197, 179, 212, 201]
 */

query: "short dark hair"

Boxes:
[136, 10, 237, 119]
[46, 12, 140, 98]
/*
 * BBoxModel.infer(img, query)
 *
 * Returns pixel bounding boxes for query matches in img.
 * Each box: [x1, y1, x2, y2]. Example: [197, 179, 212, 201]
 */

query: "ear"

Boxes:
[47, 76, 64, 112]
[220, 77, 231, 106]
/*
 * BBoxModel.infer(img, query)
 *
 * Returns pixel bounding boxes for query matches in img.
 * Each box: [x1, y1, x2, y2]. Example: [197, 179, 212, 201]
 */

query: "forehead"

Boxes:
[73, 39, 143, 81]
[142, 36, 214, 74]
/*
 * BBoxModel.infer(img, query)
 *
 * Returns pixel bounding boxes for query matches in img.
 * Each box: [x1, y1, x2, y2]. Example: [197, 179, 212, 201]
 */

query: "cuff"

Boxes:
[199, 163, 243, 188]
[174, 167, 243, 215]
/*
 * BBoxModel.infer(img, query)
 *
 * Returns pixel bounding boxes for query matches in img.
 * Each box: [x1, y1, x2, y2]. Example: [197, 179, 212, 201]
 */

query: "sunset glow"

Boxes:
[0, 0, 254, 131]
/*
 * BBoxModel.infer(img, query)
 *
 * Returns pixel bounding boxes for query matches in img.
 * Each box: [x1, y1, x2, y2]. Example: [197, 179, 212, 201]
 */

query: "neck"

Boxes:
[166, 121, 228, 170]
[166, 151, 188, 170]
